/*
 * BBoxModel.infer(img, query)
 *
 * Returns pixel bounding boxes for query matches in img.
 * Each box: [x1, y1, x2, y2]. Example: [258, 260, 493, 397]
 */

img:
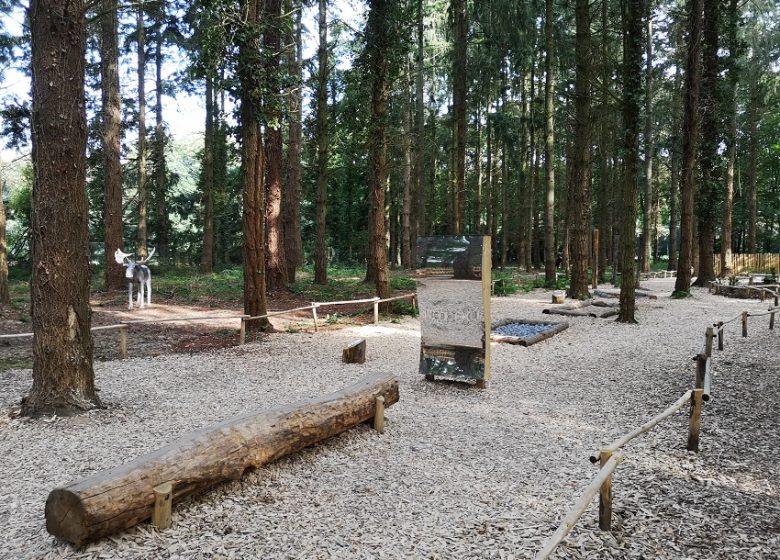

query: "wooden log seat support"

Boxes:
[342, 338, 367, 364]
[45, 372, 400, 546]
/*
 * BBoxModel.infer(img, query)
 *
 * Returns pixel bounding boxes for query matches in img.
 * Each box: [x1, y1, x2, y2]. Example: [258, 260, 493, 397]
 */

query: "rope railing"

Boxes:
[1, 292, 418, 355]
[537, 297, 776, 557]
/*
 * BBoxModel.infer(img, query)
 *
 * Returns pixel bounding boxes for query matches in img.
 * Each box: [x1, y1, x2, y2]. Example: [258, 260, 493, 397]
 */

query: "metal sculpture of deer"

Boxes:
[114, 248, 156, 310]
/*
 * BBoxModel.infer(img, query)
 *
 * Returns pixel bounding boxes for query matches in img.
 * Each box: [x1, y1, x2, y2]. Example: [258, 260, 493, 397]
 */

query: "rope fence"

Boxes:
[0, 293, 418, 357]
[537, 300, 777, 558]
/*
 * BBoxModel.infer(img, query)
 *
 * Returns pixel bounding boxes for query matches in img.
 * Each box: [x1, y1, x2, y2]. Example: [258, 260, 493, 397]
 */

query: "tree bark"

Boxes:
[452, 0, 467, 234]
[0, 171, 8, 305]
[99, 0, 124, 291]
[314, 0, 329, 285]
[641, 10, 653, 273]
[745, 64, 759, 254]
[200, 76, 215, 273]
[720, 0, 738, 276]
[366, 0, 391, 305]
[674, 0, 703, 294]
[264, 0, 288, 290]
[45, 373, 399, 546]
[668, 60, 682, 271]
[544, 0, 556, 286]
[136, 1, 148, 259]
[618, 0, 644, 321]
[24, 0, 100, 416]
[154, 17, 169, 260]
[693, 0, 719, 286]
[239, 0, 270, 332]
[284, 2, 303, 282]
[568, 0, 592, 300]
[413, 0, 426, 246]
[401, 70, 413, 269]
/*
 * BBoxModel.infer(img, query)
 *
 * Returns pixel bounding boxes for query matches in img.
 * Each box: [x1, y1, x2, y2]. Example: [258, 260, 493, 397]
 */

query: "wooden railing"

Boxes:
[536, 302, 778, 559]
[0, 293, 417, 358]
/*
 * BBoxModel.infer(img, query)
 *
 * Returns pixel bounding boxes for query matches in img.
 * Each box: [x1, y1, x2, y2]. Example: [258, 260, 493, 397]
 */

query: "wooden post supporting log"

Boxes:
[695, 353, 706, 389]
[118, 325, 128, 360]
[151, 483, 172, 529]
[598, 448, 613, 531]
[716, 322, 724, 350]
[373, 298, 379, 325]
[44, 372, 400, 546]
[374, 396, 385, 433]
[742, 311, 748, 337]
[343, 338, 367, 364]
[687, 388, 704, 452]
[312, 303, 319, 332]
[770, 310, 775, 330]
[239, 318, 246, 345]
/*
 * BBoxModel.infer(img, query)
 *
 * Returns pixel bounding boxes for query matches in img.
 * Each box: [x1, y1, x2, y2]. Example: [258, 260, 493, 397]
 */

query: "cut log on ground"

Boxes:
[551, 291, 565, 304]
[591, 301, 619, 308]
[342, 338, 367, 363]
[594, 289, 657, 300]
[556, 299, 592, 310]
[45, 372, 400, 546]
[543, 308, 597, 318]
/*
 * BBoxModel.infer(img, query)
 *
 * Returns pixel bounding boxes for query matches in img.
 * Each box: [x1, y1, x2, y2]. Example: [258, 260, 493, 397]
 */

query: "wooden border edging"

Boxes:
[44, 372, 400, 546]
[535, 454, 624, 560]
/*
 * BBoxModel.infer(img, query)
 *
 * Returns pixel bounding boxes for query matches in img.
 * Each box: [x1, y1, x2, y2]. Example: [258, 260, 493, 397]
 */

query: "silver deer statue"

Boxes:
[114, 248, 156, 310]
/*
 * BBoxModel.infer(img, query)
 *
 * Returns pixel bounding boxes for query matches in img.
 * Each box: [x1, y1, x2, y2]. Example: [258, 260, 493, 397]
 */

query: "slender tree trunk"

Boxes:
[366, 0, 391, 305]
[617, 0, 644, 321]
[486, 101, 493, 239]
[526, 60, 536, 272]
[745, 66, 759, 254]
[24, 0, 99, 416]
[100, 0, 124, 290]
[200, 76, 215, 273]
[674, 0, 703, 293]
[596, 0, 611, 279]
[239, 0, 270, 332]
[667, 58, 682, 271]
[720, 0, 738, 276]
[136, 2, 148, 259]
[452, 0, 467, 234]
[0, 171, 8, 305]
[284, 2, 303, 282]
[314, 0, 329, 285]
[693, 0, 719, 286]
[402, 78, 413, 269]
[501, 139, 509, 267]
[154, 19, 168, 260]
[265, 0, 287, 290]
[568, 0, 592, 300]
[474, 102, 482, 233]
[544, 0, 556, 286]
[517, 72, 529, 266]
[641, 10, 653, 273]
[413, 0, 425, 246]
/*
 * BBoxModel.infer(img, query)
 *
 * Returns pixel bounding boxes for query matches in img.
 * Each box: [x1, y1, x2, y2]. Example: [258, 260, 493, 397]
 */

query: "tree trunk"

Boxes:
[24, 0, 100, 416]
[720, 0, 738, 276]
[674, 0, 703, 294]
[526, 60, 537, 272]
[284, 3, 303, 282]
[485, 102, 493, 240]
[45, 372, 399, 546]
[668, 59, 681, 272]
[641, 10, 653, 273]
[239, 0, 270, 332]
[99, 0, 124, 291]
[200, 77, 215, 273]
[693, 0, 719, 286]
[500, 138, 509, 267]
[413, 0, 426, 247]
[544, 0, 556, 286]
[474, 102, 482, 233]
[154, 18, 169, 261]
[366, 0, 392, 306]
[568, 0, 592, 300]
[0, 171, 8, 305]
[136, 2, 148, 259]
[314, 0, 329, 285]
[745, 65, 759, 254]
[517, 72, 529, 266]
[618, 0, 644, 321]
[452, 0, 467, 234]
[264, 0, 287, 290]
[402, 78, 413, 269]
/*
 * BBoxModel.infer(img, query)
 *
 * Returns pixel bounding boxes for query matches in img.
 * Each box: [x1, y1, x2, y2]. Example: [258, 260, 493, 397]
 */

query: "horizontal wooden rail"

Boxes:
[245, 305, 314, 321]
[122, 315, 248, 325]
[535, 454, 624, 560]
[589, 391, 692, 463]
[314, 297, 380, 307]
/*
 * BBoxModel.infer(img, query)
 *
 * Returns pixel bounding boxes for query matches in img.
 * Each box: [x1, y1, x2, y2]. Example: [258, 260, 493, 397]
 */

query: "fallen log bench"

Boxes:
[45, 372, 400, 546]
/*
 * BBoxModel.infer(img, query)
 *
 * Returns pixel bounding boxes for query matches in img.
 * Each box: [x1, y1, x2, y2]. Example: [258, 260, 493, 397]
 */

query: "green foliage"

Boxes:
[492, 271, 519, 296]
[672, 290, 691, 299]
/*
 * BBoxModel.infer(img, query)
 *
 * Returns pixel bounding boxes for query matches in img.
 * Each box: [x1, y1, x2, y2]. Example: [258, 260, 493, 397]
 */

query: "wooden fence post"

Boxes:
[312, 303, 319, 332]
[770, 310, 775, 331]
[239, 318, 246, 345]
[716, 322, 724, 351]
[742, 311, 748, 337]
[118, 325, 128, 360]
[151, 482, 172, 530]
[592, 228, 600, 290]
[687, 388, 704, 452]
[373, 299, 379, 325]
[598, 448, 613, 531]
[704, 327, 714, 357]
[695, 353, 706, 389]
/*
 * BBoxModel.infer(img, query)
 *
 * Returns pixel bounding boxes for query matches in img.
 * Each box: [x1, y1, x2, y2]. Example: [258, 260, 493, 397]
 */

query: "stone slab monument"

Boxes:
[416, 235, 491, 387]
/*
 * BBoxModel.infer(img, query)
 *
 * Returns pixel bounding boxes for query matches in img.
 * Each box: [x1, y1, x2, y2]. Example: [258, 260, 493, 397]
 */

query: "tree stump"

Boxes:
[552, 291, 565, 304]
[342, 338, 367, 363]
